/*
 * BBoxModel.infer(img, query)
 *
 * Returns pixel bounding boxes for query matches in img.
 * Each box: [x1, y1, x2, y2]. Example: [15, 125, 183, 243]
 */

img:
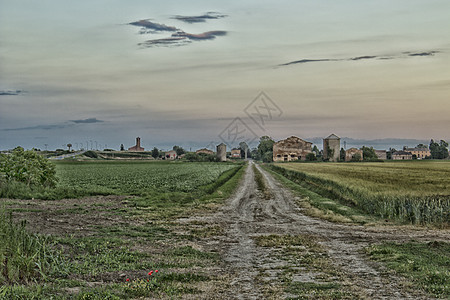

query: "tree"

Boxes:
[172, 146, 185, 156]
[151, 147, 159, 159]
[416, 143, 428, 149]
[120, 144, 125, 151]
[0, 146, 57, 187]
[340, 148, 346, 161]
[361, 146, 378, 161]
[387, 148, 397, 160]
[67, 143, 72, 151]
[306, 153, 317, 161]
[239, 142, 249, 158]
[351, 153, 362, 162]
[312, 145, 320, 156]
[257, 136, 275, 162]
[430, 139, 449, 159]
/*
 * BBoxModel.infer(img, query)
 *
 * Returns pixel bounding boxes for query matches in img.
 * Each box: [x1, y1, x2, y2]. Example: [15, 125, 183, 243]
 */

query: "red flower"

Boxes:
[126, 278, 130, 282]
[148, 271, 153, 276]
[155, 270, 158, 273]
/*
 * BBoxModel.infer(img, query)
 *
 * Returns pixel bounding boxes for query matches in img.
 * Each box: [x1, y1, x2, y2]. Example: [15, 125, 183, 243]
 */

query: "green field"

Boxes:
[270, 161, 450, 225]
[55, 161, 238, 195]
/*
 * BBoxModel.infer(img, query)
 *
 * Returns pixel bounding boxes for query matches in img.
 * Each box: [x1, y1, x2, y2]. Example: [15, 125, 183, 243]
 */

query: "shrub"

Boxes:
[0, 147, 57, 187]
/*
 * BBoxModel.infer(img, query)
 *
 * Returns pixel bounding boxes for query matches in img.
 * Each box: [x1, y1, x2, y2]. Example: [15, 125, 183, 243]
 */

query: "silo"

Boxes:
[216, 143, 227, 162]
[323, 134, 340, 162]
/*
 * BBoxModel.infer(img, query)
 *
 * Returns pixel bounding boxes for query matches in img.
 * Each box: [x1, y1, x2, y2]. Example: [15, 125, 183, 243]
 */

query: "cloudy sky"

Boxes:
[1, 0, 449, 150]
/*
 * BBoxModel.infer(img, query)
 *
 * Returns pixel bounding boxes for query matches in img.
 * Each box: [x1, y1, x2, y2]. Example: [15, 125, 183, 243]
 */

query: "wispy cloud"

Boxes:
[172, 12, 227, 24]
[279, 50, 441, 67]
[0, 90, 25, 96]
[70, 118, 104, 124]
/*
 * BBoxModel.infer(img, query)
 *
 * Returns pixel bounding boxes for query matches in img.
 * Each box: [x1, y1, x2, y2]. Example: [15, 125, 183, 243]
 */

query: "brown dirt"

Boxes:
[179, 161, 450, 299]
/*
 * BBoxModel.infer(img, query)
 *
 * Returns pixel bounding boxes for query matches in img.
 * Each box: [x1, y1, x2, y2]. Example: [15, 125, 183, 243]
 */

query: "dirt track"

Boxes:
[188, 161, 449, 299]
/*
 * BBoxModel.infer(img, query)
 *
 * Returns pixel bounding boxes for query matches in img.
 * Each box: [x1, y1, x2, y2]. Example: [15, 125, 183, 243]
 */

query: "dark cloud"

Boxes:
[172, 30, 227, 40]
[280, 50, 440, 67]
[129, 20, 179, 33]
[172, 12, 227, 24]
[129, 15, 227, 48]
[3, 124, 71, 131]
[408, 51, 438, 57]
[280, 59, 336, 66]
[0, 90, 25, 96]
[3, 118, 104, 131]
[139, 37, 191, 48]
[70, 118, 104, 124]
[350, 56, 377, 61]
[140, 31, 227, 48]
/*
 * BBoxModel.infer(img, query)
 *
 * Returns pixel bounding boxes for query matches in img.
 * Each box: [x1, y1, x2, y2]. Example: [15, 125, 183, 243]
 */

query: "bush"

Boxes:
[0, 147, 57, 187]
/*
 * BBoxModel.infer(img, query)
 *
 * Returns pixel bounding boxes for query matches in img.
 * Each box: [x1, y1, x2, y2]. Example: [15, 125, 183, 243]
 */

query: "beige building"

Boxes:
[165, 150, 177, 160]
[392, 151, 412, 160]
[231, 149, 241, 158]
[323, 134, 340, 162]
[403, 147, 431, 159]
[345, 148, 363, 161]
[128, 137, 145, 152]
[273, 136, 312, 162]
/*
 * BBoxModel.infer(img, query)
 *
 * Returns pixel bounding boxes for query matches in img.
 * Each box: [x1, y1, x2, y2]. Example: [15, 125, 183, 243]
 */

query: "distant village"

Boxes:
[4, 135, 447, 162]
[118, 134, 449, 162]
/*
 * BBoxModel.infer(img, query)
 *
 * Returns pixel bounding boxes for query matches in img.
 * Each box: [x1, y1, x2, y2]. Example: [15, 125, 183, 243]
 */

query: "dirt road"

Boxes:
[192, 161, 449, 299]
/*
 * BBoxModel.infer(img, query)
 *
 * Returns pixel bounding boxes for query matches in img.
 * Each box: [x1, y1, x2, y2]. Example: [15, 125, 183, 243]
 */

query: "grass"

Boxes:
[254, 234, 360, 299]
[0, 208, 69, 285]
[268, 161, 450, 226]
[263, 165, 374, 224]
[365, 241, 450, 298]
[253, 164, 272, 199]
[0, 161, 246, 298]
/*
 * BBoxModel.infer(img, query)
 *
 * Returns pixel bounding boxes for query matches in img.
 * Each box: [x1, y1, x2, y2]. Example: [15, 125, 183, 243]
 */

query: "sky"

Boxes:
[1, 0, 449, 151]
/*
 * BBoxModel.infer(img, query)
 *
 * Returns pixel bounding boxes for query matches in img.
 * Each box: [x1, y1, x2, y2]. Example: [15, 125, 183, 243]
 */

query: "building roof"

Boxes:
[325, 134, 340, 140]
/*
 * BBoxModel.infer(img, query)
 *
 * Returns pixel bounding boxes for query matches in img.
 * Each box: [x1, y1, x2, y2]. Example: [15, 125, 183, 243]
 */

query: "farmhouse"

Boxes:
[403, 147, 431, 159]
[392, 151, 412, 160]
[323, 134, 340, 162]
[165, 150, 177, 160]
[196, 148, 214, 155]
[128, 137, 144, 152]
[375, 150, 387, 160]
[345, 148, 363, 161]
[273, 136, 312, 162]
[231, 149, 241, 158]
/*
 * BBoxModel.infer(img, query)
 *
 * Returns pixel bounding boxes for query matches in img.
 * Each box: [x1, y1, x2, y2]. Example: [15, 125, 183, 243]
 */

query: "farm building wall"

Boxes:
[273, 136, 312, 162]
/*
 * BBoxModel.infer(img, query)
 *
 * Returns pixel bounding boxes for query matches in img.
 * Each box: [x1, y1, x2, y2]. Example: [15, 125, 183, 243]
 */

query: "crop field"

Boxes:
[269, 161, 450, 225]
[55, 161, 238, 195]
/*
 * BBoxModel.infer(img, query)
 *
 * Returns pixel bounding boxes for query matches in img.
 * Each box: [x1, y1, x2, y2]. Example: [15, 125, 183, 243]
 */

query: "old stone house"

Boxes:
[345, 148, 363, 161]
[273, 136, 312, 162]
[392, 151, 412, 160]
[196, 148, 214, 155]
[374, 150, 387, 160]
